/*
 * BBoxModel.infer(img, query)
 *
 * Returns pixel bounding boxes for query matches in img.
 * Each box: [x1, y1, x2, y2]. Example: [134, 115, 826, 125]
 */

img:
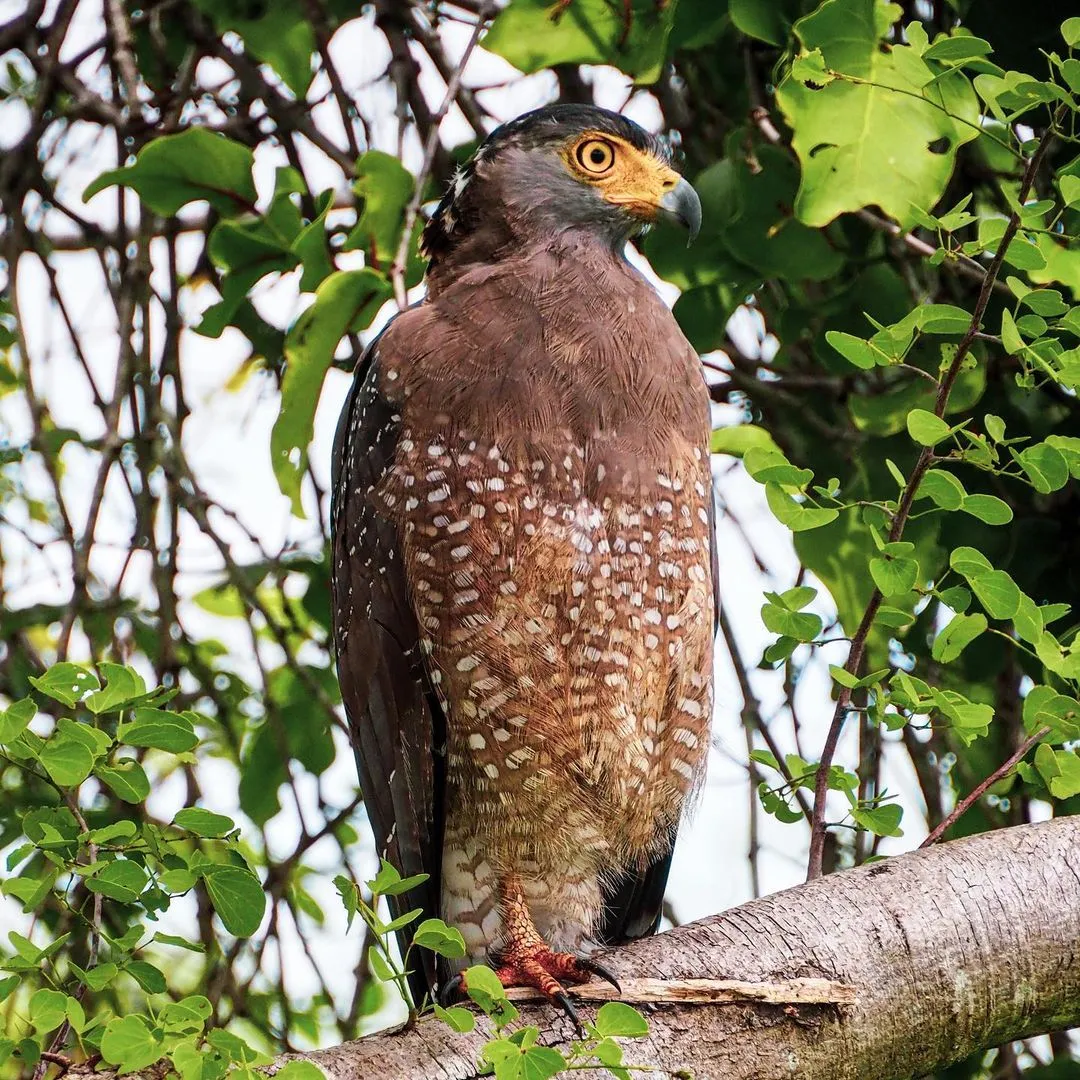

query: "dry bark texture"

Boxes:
[290, 819, 1080, 1079]
[86, 818, 1080, 1080]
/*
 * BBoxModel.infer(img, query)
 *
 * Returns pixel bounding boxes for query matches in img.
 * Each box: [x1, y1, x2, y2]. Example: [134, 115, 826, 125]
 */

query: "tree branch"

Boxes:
[71, 818, 1080, 1080]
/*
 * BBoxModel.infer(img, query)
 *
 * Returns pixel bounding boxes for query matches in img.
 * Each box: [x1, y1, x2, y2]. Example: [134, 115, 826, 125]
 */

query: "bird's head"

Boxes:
[421, 104, 700, 266]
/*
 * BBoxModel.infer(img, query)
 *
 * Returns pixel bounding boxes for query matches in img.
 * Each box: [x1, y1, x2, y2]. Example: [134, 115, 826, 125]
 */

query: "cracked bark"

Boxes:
[83, 819, 1080, 1079]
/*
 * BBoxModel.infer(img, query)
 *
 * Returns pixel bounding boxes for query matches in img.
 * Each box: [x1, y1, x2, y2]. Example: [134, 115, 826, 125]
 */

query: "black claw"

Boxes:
[553, 990, 584, 1037]
[438, 973, 464, 1007]
[578, 956, 621, 994]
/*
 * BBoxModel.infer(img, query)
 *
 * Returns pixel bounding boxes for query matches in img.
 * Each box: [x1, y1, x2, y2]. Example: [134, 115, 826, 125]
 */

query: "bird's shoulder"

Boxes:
[376, 241, 705, 438]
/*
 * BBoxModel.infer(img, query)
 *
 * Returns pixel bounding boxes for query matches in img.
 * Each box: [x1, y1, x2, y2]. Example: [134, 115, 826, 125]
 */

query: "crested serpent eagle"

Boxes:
[331, 104, 716, 1024]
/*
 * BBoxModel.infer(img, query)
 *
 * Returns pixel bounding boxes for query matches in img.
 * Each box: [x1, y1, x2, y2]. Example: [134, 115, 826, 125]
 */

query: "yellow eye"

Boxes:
[574, 138, 616, 176]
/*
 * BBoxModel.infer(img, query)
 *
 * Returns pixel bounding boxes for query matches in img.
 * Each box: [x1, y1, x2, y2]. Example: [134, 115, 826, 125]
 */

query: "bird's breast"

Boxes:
[376, 420, 713, 869]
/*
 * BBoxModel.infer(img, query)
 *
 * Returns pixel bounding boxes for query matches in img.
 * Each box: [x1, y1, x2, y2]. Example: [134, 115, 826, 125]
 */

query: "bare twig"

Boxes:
[389, 4, 493, 307]
[921, 727, 1050, 848]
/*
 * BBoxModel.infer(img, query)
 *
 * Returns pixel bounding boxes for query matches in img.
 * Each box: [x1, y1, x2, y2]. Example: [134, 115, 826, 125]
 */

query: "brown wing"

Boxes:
[599, 417, 719, 945]
[330, 336, 446, 1003]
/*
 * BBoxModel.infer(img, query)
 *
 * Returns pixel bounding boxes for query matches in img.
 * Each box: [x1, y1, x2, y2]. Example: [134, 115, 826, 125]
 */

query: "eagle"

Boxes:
[331, 104, 715, 1025]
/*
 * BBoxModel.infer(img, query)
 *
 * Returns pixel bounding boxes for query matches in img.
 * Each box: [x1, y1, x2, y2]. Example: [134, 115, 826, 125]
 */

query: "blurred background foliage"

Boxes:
[3, 0, 1080, 1077]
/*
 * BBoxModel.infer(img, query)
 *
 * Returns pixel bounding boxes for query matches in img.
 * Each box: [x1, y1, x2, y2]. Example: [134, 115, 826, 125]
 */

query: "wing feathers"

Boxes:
[331, 343, 446, 1003]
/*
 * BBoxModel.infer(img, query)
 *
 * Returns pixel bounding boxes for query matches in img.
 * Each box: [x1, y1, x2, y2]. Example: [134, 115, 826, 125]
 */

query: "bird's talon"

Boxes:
[553, 990, 584, 1036]
[438, 973, 465, 1006]
[577, 956, 621, 993]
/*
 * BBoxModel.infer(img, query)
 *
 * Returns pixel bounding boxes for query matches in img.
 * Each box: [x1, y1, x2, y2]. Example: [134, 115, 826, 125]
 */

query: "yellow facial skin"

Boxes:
[560, 131, 683, 223]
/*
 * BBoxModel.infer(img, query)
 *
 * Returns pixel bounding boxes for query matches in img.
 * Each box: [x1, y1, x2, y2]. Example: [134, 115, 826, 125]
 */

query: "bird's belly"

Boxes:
[383, 428, 714, 873]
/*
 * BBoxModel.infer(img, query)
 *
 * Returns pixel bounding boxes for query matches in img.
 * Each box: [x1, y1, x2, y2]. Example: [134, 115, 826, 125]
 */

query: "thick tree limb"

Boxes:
[253, 818, 1080, 1079]
[70, 818, 1080, 1079]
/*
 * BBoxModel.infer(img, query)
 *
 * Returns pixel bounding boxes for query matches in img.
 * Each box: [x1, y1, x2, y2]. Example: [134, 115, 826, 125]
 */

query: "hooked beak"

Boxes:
[657, 177, 701, 243]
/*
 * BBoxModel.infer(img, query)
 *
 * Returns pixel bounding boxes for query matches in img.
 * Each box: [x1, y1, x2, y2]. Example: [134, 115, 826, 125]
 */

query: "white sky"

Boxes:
[0, 0, 930, 1042]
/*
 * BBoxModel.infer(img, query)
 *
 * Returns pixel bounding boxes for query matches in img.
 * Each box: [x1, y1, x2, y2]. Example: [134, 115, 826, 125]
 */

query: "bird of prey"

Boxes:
[331, 104, 715, 1022]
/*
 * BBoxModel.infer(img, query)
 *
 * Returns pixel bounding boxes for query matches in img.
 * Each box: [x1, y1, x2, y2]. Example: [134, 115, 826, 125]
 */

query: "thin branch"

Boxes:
[389, 4, 492, 307]
[920, 727, 1050, 848]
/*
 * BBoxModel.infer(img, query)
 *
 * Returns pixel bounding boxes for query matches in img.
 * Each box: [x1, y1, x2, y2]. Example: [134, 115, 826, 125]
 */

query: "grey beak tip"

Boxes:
[659, 177, 702, 244]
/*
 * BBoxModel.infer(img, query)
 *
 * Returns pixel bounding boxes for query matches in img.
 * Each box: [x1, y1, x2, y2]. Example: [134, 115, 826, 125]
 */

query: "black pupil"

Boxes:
[589, 146, 607, 166]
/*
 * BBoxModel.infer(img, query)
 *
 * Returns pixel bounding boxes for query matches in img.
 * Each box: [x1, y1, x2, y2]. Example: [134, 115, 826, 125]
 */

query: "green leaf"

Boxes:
[744, 447, 813, 487]
[776, 0, 979, 228]
[29, 663, 100, 707]
[101, 1015, 164, 1074]
[126, 961, 167, 994]
[344, 152, 414, 265]
[1035, 744, 1080, 799]
[960, 494, 1013, 524]
[191, 0, 314, 96]
[40, 738, 96, 786]
[851, 802, 904, 837]
[88, 820, 138, 845]
[710, 424, 779, 457]
[520, 1046, 568, 1080]
[1064, 17, 1080, 46]
[434, 1004, 476, 1033]
[275, 1063, 326, 1080]
[201, 866, 266, 937]
[829, 665, 861, 689]
[916, 303, 973, 334]
[729, 0, 797, 45]
[413, 918, 467, 959]
[950, 546, 993, 577]
[464, 963, 512, 1010]
[117, 708, 198, 752]
[483, 0, 679, 83]
[86, 859, 148, 902]
[922, 34, 992, 65]
[65, 998, 85, 1033]
[334, 874, 359, 930]
[367, 945, 396, 984]
[970, 570, 1021, 620]
[594, 1001, 650, 1038]
[29, 989, 68, 1033]
[1000, 307, 1024, 353]
[984, 414, 1006, 442]
[762, 602, 822, 641]
[764, 483, 839, 531]
[932, 613, 987, 663]
[934, 691, 994, 743]
[1023, 685, 1080, 741]
[206, 1028, 261, 1065]
[85, 664, 148, 714]
[172, 808, 236, 838]
[272, 269, 392, 516]
[153, 932, 206, 953]
[95, 760, 151, 803]
[84, 129, 257, 216]
[1017, 443, 1070, 493]
[906, 408, 950, 446]
[825, 330, 879, 370]
[384, 907, 424, 933]
[779, 586, 818, 610]
[0, 699, 35, 742]
[82, 963, 119, 990]
[869, 554, 918, 597]
[916, 469, 966, 510]
[938, 586, 971, 613]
